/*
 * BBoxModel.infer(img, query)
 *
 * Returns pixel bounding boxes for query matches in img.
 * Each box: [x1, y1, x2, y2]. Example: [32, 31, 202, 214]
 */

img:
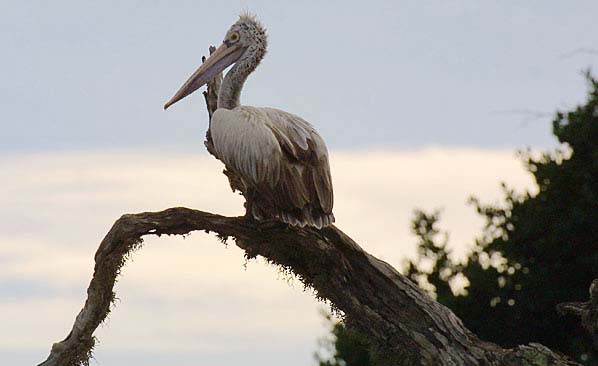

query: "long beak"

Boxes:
[164, 43, 245, 110]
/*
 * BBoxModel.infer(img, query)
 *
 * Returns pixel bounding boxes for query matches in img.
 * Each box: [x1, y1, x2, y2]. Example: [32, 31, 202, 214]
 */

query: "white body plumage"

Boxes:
[211, 106, 334, 228]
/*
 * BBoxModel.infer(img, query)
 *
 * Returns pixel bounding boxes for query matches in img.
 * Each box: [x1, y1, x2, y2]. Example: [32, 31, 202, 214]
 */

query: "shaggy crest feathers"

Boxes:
[235, 12, 268, 44]
[238, 11, 265, 29]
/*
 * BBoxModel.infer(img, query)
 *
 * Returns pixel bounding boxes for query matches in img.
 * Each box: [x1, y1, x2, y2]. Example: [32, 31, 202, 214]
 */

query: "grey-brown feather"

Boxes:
[210, 107, 334, 228]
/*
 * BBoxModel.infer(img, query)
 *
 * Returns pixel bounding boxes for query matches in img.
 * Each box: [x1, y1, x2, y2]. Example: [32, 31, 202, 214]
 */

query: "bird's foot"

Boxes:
[243, 211, 258, 226]
[240, 215, 285, 231]
[257, 219, 284, 230]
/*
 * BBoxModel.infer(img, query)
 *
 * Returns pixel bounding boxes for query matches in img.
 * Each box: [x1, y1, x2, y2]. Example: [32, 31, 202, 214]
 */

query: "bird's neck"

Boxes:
[218, 45, 265, 110]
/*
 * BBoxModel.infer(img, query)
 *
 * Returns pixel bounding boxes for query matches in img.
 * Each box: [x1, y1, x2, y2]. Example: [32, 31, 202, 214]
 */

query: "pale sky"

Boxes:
[1, 0, 597, 152]
[1, 1, 597, 366]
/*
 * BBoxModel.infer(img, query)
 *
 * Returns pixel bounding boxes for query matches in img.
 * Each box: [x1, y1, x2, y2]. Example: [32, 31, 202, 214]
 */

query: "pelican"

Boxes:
[164, 14, 334, 229]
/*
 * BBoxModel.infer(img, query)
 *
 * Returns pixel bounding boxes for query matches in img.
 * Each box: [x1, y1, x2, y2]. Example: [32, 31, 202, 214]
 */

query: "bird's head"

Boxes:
[164, 13, 267, 110]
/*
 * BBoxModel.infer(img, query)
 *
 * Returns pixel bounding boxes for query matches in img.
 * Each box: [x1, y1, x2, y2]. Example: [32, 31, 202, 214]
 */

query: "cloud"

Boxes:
[0, 148, 535, 365]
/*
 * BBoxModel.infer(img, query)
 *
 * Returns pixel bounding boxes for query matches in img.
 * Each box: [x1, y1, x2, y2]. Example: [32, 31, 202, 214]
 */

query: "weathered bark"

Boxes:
[37, 209, 579, 366]
[37, 48, 582, 366]
[202, 46, 221, 123]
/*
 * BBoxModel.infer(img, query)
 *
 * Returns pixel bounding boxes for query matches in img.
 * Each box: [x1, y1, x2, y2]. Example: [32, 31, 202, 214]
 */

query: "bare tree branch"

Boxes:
[37, 209, 579, 366]
[202, 45, 222, 122]
[489, 108, 552, 129]
[559, 48, 598, 60]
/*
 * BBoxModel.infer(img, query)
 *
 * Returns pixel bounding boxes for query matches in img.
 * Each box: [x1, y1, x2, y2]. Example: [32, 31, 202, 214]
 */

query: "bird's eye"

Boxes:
[229, 32, 240, 43]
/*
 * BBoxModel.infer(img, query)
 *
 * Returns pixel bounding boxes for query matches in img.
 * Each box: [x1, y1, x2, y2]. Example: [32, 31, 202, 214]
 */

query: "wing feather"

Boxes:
[262, 108, 334, 216]
[210, 106, 334, 226]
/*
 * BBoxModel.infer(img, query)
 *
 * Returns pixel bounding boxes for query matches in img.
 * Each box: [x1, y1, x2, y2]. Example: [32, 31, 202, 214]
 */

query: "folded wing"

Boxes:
[210, 106, 334, 228]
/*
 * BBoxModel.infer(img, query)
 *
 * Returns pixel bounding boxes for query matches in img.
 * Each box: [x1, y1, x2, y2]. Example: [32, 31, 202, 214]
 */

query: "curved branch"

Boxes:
[37, 209, 243, 366]
[38, 208, 579, 366]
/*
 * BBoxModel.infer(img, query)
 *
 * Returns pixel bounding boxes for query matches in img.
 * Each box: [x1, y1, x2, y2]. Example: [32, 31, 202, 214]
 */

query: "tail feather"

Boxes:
[278, 210, 335, 229]
[250, 193, 335, 229]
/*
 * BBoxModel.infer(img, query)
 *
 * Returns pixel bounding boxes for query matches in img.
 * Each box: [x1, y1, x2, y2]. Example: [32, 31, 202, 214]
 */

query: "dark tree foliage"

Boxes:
[316, 315, 372, 366]
[404, 209, 456, 303]
[316, 74, 598, 365]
